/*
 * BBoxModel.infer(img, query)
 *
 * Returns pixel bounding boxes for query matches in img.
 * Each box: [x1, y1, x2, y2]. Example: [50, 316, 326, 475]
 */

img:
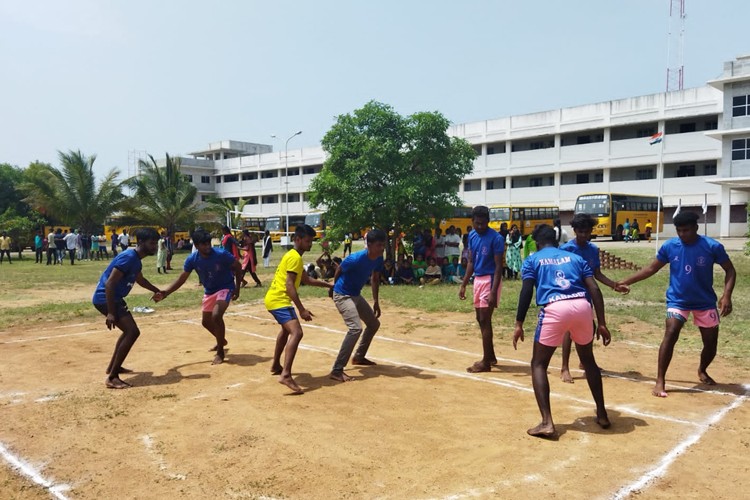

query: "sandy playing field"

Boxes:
[1, 297, 748, 499]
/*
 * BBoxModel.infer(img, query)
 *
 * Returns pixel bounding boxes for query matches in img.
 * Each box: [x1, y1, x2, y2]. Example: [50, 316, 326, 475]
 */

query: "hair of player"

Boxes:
[135, 227, 160, 243]
[191, 228, 212, 245]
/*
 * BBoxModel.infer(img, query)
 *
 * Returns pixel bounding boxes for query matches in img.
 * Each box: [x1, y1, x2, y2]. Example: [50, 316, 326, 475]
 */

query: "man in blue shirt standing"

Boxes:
[459, 205, 505, 373]
[513, 225, 611, 438]
[559, 213, 629, 383]
[329, 229, 386, 382]
[618, 211, 735, 398]
[158, 229, 243, 365]
[92, 228, 163, 389]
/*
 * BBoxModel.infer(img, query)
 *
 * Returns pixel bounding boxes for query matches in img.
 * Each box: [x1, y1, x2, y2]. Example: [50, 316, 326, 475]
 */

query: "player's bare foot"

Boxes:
[596, 412, 611, 429]
[698, 371, 716, 385]
[212, 352, 225, 365]
[560, 368, 574, 384]
[329, 371, 354, 382]
[209, 339, 229, 352]
[105, 377, 131, 389]
[652, 382, 668, 398]
[106, 366, 133, 375]
[351, 357, 376, 366]
[527, 422, 556, 438]
[278, 375, 303, 394]
[466, 361, 491, 373]
[270, 364, 282, 376]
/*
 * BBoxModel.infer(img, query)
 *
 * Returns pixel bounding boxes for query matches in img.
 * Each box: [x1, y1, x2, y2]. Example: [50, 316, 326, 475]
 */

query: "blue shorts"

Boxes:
[269, 307, 298, 325]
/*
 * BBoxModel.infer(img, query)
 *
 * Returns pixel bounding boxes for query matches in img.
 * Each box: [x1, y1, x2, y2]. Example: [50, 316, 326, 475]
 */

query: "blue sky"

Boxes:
[1, 0, 747, 179]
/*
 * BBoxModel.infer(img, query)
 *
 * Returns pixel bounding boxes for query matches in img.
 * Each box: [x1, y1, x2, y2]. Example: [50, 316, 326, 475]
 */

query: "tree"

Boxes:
[0, 208, 46, 256]
[308, 101, 476, 256]
[21, 151, 125, 234]
[124, 153, 201, 240]
[0, 163, 29, 216]
[204, 196, 248, 229]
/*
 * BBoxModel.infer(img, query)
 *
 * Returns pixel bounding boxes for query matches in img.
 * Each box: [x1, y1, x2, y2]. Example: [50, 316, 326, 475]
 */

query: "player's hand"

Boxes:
[328, 287, 334, 299]
[373, 300, 381, 318]
[487, 293, 497, 309]
[300, 309, 314, 321]
[232, 289, 240, 301]
[613, 283, 630, 295]
[458, 284, 466, 300]
[151, 291, 165, 302]
[596, 324, 611, 346]
[718, 295, 732, 317]
[512, 325, 524, 350]
[105, 313, 116, 330]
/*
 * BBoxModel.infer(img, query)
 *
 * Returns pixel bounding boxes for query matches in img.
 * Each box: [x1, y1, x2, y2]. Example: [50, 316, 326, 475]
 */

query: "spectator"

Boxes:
[444, 225, 462, 264]
[64, 229, 78, 265]
[55, 229, 66, 264]
[46, 228, 56, 265]
[434, 228, 445, 263]
[118, 229, 130, 251]
[412, 253, 427, 279]
[262, 230, 273, 267]
[0, 231, 12, 264]
[34, 230, 43, 264]
[421, 257, 442, 286]
[506, 225, 523, 279]
[396, 258, 415, 285]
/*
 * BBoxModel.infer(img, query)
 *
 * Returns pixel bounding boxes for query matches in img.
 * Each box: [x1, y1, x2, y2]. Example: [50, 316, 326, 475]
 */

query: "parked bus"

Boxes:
[265, 214, 307, 242]
[436, 206, 473, 234]
[575, 193, 664, 240]
[488, 205, 559, 235]
[240, 215, 267, 233]
[304, 211, 327, 240]
[103, 217, 190, 246]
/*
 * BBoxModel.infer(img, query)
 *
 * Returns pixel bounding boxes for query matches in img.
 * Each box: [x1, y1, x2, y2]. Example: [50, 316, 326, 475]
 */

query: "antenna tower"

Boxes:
[665, 0, 686, 92]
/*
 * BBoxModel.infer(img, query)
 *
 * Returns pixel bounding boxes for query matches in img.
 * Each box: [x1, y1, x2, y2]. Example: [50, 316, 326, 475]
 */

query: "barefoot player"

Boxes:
[618, 211, 735, 398]
[265, 224, 332, 394]
[328, 229, 386, 382]
[558, 213, 629, 383]
[92, 228, 162, 389]
[513, 224, 611, 438]
[157, 229, 242, 365]
[459, 205, 505, 373]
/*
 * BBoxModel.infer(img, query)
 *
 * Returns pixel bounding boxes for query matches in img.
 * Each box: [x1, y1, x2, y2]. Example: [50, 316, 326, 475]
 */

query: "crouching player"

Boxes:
[513, 224, 611, 438]
[157, 229, 242, 365]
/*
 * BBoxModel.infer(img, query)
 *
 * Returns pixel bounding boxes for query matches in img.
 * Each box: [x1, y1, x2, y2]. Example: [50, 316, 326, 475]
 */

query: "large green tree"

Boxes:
[308, 100, 476, 254]
[0, 163, 29, 215]
[124, 153, 200, 239]
[21, 151, 125, 234]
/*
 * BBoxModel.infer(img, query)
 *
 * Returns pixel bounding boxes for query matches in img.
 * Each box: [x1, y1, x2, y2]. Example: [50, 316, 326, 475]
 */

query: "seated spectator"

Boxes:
[317, 251, 336, 281]
[381, 259, 396, 285]
[442, 257, 456, 283]
[397, 259, 415, 285]
[421, 257, 442, 286]
[412, 252, 427, 279]
[455, 257, 468, 284]
[306, 263, 319, 280]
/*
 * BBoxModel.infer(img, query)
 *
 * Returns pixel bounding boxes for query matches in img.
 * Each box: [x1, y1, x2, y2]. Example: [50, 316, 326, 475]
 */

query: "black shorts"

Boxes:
[94, 300, 131, 321]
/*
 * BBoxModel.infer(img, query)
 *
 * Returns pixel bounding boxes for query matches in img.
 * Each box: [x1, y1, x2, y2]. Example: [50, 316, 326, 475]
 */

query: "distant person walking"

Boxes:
[0, 231, 12, 264]
[262, 230, 273, 267]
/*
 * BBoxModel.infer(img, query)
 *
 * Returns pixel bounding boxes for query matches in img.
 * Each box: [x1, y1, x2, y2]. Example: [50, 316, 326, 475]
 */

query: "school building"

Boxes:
[174, 54, 750, 237]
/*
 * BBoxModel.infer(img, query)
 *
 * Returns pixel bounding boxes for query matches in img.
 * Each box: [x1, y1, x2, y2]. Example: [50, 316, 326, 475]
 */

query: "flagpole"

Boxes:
[654, 128, 665, 256]
[703, 193, 708, 236]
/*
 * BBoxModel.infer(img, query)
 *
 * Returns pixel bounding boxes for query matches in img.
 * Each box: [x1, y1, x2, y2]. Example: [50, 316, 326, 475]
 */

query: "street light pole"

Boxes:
[284, 130, 302, 245]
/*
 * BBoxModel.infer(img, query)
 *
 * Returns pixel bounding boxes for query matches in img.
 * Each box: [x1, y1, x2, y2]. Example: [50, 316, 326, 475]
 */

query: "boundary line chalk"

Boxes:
[0, 441, 70, 500]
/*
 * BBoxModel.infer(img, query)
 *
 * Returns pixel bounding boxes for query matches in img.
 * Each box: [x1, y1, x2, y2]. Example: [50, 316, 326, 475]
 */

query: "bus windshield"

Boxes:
[265, 217, 281, 231]
[489, 207, 510, 221]
[304, 213, 321, 228]
[575, 196, 609, 217]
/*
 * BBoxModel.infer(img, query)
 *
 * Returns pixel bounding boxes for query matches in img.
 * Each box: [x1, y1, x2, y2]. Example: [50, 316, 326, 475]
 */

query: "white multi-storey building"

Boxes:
[176, 55, 750, 237]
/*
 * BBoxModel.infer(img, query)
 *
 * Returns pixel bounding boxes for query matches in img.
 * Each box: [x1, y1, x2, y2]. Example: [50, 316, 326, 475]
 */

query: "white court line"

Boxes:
[228, 311, 741, 398]
[0, 330, 99, 345]
[0, 441, 71, 500]
[175, 319, 703, 427]
[611, 391, 747, 499]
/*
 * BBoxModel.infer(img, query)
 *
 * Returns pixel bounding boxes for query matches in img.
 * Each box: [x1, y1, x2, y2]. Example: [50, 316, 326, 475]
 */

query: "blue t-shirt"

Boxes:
[656, 235, 729, 310]
[560, 239, 600, 271]
[521, 246, 593, 306]
[469, 228, 505, 276]
[333, 249, 384, 296]
[184, 248, 237, 295]
[92, 249, 142, 304]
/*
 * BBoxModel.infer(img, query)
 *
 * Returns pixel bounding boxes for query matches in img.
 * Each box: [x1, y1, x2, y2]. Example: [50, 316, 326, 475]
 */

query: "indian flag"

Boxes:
[649, 132, 663, 145]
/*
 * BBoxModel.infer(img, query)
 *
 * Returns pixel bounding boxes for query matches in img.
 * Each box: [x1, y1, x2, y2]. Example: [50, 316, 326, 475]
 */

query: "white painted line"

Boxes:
[141, 434, 187, 481]
[611, 393, 747, 499]
[0, 330, 98, 345]
[0, 441, 71, 500]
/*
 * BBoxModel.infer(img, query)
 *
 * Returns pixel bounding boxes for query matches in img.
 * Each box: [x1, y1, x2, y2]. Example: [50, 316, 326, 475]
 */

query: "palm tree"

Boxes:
[204, 196, 248, 229]
[21, 150, 125, 234]
[124, 153, 201, 240]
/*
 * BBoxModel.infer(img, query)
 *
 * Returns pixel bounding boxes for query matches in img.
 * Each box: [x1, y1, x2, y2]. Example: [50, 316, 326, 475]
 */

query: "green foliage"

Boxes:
[0, 163, 30, 215]
[124, 154, 201, 237]
[20, 151, 125, 233]
[308, 101, 476, 253]
[0, 209, 46, 251]
[204, 196, 248, 229]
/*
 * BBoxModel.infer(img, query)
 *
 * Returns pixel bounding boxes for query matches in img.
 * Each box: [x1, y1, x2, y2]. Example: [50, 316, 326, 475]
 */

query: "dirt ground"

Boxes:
[1, 297, 748, 499]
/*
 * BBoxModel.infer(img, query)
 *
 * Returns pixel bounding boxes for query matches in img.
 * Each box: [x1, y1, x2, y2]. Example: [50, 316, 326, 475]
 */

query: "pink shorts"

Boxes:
[473, 275, 502, 308]
[202, 289, 233, 312]
[666, 308, 719, 328]
[534, 298, 594, 347]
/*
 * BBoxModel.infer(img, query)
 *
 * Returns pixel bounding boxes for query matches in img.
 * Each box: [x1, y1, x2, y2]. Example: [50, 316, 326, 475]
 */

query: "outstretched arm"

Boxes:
[718, 259, 736, 317]
[158, 271, 192, 300]
[619, 258, 666, 287]
[594, 268, 629, 294]
[136, 272, 161, 295]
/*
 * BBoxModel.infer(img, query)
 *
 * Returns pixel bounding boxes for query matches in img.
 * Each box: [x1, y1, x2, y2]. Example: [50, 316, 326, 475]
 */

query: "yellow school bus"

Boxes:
[489, 205, 559, 236]
[265, 214, 308, 242]
[575, 193, 664, 240]
[436, 206, 473, 234]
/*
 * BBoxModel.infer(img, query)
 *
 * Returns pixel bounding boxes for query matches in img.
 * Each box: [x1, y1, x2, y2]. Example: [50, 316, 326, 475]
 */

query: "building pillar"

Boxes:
[720, 185, 731, 238]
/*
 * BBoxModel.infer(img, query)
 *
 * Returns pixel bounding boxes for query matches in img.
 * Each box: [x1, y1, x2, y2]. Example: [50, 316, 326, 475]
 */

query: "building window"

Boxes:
[679, 123, 696, 133]
[575, 173, 589, 184]
[200, 176, 211, 184]
[576, 136, 591, 145]
[261, 170, 278, 179]
[485, 177, 505, 190]
[224, 174, 239, 183]
[733, 95, 749, 117]
[732, 138, 750, 160]
[473, 145, 482, 156]
[676, 165, 695, 177]
[284, 168, 299, 177]
[262, 195, 278, 204]
[186, 174, 193, 182]
[703, 163, 717, 176]
[303, 166, 321, 175]
[284, 193, 300, 202]
[636, 168, 655, 180]
[594, 172, 603, 183]
[636, 127, 656, 138]
[530, 177, 543, 187]
[242, 172, 258, 181]
[487, 146, 495, 155]
[704, 120, 718, 130]
[247, 196, 258, 205]
[463, 181, 476, 192]
[215, 176, 221, 183]
[201, 195, 209, 201]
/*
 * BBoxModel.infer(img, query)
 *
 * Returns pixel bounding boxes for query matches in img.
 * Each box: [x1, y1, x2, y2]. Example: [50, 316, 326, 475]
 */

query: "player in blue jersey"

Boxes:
[92, 228, 163, 389]
[328, 229, 386, 382]
[558, 213, 629, 383]
[157, 229, 243, 365]
[618, 211, 735, 398]
[459, 205, 505, 373]
[513, 225, 611, 438]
